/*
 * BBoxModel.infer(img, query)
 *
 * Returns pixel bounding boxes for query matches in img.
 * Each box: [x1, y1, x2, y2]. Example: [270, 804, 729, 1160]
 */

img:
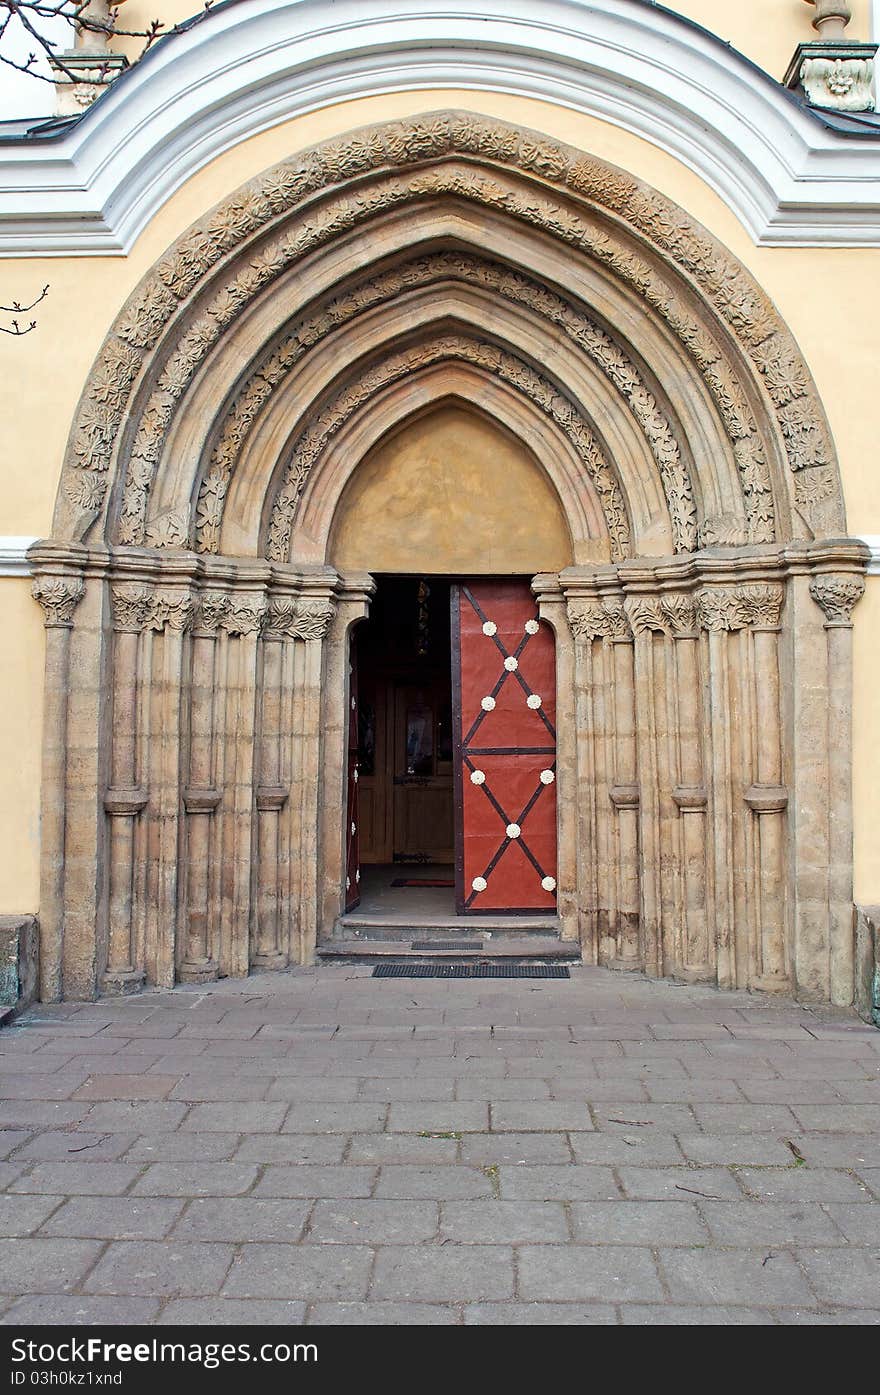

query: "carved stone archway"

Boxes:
[30, 112, 867, 1003]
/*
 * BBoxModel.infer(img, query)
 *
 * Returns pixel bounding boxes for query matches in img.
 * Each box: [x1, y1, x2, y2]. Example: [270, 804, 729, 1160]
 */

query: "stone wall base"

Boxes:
[0, 915, 39, 1018]
[855, 905, 880, 1027]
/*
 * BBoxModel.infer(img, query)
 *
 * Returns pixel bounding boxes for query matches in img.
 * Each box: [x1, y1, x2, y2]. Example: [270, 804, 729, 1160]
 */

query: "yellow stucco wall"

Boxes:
[2, 10, 879, 908]
[0, 582, 44, 911]
[667, 0, 872, 73]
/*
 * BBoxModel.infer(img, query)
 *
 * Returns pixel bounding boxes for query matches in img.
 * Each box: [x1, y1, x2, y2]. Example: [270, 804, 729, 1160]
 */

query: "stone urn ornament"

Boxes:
[803, 0, 852, 40]
[785, 0, 877, 111]
[50, 0, 131, 115]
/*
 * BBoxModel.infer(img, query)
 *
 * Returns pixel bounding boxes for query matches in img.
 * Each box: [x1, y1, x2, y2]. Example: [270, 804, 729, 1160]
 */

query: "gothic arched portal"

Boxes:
[30, 113, 867, 1005]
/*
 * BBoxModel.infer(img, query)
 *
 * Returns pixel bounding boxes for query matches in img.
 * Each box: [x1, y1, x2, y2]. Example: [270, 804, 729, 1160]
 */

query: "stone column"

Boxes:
[665, 594, 711, 981]
[697, 581, 790, 992]
[317, 575, 372, 947]
[102, 583, 152, 994]
[565, 591, 606, 962]
[220, 592, 267, 979]
[744, 585, 789, 991]
[810, 572, 866, 1005]
[253, 595, 299, 969]
[289, 588, 338, 965]
[606, 599, 641, 970]
[697, 587, 739, 990]
[180, 591, 228, 983]
[625, 597, 670, 981]
[147, 587, 194, 989]
[31, 572, 85, 1002]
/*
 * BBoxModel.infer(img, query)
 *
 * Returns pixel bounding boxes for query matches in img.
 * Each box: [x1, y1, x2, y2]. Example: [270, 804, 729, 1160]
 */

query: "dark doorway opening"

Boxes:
[354, 576, 455, 914]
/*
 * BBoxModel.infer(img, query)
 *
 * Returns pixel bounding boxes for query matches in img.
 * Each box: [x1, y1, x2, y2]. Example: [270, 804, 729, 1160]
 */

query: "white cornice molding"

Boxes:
[858, 535, 880, 575]
[0, 538, 38, 577]
[0, 0, 878, 256]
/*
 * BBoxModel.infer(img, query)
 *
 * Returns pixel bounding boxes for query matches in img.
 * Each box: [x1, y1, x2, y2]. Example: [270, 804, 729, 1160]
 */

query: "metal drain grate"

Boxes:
[373, 963, 570, 979]
[410, 941, 485, 951]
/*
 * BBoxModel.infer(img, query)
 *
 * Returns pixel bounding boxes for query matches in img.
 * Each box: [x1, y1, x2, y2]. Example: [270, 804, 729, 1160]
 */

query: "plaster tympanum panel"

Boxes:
[329, 403, 573, 574]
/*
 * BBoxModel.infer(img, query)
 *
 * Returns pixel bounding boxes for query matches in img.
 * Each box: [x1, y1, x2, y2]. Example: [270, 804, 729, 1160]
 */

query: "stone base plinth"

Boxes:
[251, 953, 289, 972]
[100, 967, 145, 996]
[178, 959, 219, 985]
[855, 905, 880, 1027]
[0, 915, 38, 1016]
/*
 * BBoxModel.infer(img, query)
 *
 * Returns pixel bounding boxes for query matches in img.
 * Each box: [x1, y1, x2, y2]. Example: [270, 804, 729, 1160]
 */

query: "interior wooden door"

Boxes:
[392, 681, 455, 863]
[344, 637, 360, 911]
[452, 581, 557, 913]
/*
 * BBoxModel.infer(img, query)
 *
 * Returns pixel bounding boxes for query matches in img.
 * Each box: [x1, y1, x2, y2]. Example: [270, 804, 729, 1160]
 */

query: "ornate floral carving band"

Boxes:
[265, 333, 629, 563]
[116, 156, 778, 547]
[568, 584, 787, 640]
[195, 251, 699, 557]
[61, 113, 840, 552]
[109, 583, 336, 640]
[116, 160, 767, 553]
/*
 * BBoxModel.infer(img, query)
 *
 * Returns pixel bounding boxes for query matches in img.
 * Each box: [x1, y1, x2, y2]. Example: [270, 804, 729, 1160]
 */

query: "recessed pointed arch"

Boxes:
[263, 365, 608, 566]
[58, 112, 845, 560]
[185, 251, 706, 560]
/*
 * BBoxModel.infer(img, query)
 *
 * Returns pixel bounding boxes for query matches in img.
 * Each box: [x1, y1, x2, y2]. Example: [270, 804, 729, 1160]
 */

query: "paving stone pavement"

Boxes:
[0, 964, 878, 1326]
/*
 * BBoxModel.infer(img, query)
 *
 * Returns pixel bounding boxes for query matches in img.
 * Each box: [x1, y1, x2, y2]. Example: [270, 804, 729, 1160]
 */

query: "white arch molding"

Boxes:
[1, 0, 880, 254]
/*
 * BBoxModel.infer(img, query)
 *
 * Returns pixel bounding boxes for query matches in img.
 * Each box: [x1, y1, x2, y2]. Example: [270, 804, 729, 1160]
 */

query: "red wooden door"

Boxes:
[452, 581, 557, 913]
[345, 638, 360, 912]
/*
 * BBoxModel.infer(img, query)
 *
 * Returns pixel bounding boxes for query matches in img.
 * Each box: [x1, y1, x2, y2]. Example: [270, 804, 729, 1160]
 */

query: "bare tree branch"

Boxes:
[0, 1, 217, 90]
[0, 317, 38, 335]
[0, 283, 49, 314]
[0, 283, 49, 336]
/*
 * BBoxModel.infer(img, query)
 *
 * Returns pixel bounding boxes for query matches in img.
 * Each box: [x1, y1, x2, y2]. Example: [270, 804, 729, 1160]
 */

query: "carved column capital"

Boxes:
[32, 575, 85, 629]
[741, 583, 786, 632]
[191, 590, 230, 636]
[602, 599, 632, 643]
[221, 595, 268, 637]
[566, 597, 631, 642]
[149, 590, 195, 633]
[263, 596, 303, 640]
[110, 583, 153, 633]
[624, 597, 669, 636]
[661, 592, 699, 639]
[696, 587, 736, 633]
[288, 598, 337, 641]
[809, 573, 866, 628]
[567, 599, 606, 641]
[697, 583, 784, 633]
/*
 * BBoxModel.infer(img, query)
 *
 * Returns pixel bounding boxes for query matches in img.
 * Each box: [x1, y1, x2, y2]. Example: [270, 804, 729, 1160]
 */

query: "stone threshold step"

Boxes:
[318, 940, 581, 963]
[336, 915, 561, 937]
